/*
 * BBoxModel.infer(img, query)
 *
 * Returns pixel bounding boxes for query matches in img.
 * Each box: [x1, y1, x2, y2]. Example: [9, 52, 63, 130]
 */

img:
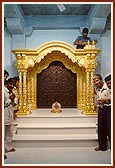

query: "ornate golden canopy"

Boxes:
[12, 40, 101, 115]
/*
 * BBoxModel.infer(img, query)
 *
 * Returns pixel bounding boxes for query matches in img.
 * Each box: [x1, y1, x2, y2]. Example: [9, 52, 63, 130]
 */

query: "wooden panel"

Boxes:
[37, 61, 77, 108]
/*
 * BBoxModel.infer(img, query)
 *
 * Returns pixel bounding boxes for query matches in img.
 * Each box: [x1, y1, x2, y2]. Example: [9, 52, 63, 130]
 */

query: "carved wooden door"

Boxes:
[37, 61, 76, 108]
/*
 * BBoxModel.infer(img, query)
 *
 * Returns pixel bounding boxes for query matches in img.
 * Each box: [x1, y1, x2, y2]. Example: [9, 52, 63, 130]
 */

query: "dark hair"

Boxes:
[82, 28, 89, 33]
[4, 80, 8, 85]
[93, 74, 103, 81]
[4, 70, 9, 76]
[7, 78, 14, 85]
[104, 74, 111, 81]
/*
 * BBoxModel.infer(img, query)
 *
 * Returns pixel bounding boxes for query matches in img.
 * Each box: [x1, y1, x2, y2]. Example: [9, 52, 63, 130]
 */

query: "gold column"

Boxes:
[84, 70, 97, 114]
[15, 52, 30, 115]
[77, 72, 83, 109]
[22, 70, 30, 114]
[27, 75, 31, 105]
[82, 71, 86, 111]
[15, 53, 24, 115]
[84, 70, 90, 114]
[90, 70, 97, 113]
[26, 73, 34, 113]
[84, 52, 98, 115]
[30, 74, 36, 109]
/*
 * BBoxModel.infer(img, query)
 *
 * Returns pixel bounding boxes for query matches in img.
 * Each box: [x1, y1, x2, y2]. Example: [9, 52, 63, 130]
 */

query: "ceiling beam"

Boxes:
[87, 4, 111, 34]
[25, 15, 87, 30]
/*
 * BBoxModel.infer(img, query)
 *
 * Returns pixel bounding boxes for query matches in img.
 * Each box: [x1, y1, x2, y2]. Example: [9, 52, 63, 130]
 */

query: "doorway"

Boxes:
[37, 61, 77, 108]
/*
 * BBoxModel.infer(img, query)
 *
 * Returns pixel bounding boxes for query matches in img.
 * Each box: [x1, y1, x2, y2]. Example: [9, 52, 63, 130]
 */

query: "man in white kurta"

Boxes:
[4, 81, 16, 152]
[93, 74, 111, 151]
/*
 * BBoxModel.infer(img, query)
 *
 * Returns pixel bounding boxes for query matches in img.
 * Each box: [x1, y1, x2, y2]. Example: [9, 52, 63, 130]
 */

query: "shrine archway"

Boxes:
[12, 40, 101, 115]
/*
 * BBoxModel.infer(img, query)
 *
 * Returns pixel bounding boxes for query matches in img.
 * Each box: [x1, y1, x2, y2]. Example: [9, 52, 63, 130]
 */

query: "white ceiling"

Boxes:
[20, 4, 91, 15]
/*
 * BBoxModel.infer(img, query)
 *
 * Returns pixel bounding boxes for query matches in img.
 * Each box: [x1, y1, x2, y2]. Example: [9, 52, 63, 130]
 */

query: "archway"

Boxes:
[12, 40, 101, 115]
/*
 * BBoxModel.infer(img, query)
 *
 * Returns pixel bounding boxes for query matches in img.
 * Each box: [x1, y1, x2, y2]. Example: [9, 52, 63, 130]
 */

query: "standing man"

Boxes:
[93, 74, 111, 151]
[104, 74, 111, 149]
[4, 77, 16, 153]
[4, 70, 9, 159]
[73, 27, 92, 49]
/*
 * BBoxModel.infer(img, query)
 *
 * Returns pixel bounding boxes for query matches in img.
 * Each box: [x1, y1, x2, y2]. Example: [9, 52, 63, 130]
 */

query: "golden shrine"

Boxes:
[12, 40, 101, 115]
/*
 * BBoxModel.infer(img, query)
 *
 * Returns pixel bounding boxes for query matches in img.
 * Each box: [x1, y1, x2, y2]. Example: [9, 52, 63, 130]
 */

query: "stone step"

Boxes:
[13, 109, 98, 149]
[16, 123, 97, 135]
[15, 109, 97, 125]
[13, 134, 98, 148]
[15, 116, 97, 124]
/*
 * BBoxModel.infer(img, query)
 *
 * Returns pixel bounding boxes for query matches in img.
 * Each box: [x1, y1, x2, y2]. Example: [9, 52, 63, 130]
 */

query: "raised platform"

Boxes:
[15, 108, 97, 124]
[13, 108, 98, 148]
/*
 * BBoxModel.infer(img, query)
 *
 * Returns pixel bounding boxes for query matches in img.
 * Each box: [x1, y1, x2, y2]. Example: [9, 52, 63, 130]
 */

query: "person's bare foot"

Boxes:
[95, 147, 101, 151]
[6, 148, 16, 153]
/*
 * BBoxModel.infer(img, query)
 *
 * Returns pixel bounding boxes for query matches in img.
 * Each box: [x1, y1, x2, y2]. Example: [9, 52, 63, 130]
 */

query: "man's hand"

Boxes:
[97, 98, 109, 104]
[9, 93, 15, 102]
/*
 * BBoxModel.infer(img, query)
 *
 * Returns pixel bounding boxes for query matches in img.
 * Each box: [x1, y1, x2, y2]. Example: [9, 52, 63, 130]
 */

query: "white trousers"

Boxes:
[4, 124, 13, 151]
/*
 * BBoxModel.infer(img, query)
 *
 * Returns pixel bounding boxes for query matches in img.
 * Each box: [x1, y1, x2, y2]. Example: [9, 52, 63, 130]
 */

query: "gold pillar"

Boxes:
[27, 75, 31, 104]
[22, 70, 29, 114]
[15, 51, 30, 115]
[30, 74, 36, 109]
[84, 69, 96, 114]
[17, 70, 23, 113]
[82, 72, 86, 111]
[85, 70, 91, 114]
[84, 52, 98, 115]
[77, 72, 84, 109]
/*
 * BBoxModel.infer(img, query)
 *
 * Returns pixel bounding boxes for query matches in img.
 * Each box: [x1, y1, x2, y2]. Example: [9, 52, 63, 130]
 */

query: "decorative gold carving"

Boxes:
[12, 40, 101, 115]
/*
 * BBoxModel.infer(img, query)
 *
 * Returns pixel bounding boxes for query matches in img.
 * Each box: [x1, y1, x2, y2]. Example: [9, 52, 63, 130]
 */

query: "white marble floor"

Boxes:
[3, 109, 112, 166]
[3, 147, 112, 166]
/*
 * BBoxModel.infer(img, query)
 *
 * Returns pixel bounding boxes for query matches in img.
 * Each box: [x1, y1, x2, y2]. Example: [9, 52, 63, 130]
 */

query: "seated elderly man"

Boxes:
[51, 101, 62, 113]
